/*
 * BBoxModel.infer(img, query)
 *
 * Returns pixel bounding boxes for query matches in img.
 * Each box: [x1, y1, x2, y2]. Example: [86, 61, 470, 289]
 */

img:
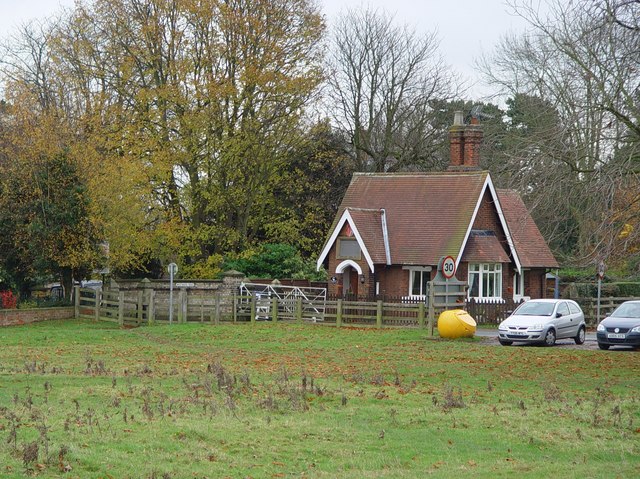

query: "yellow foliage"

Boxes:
[180, 254, 224, 280]
[618, 223, 634, 239]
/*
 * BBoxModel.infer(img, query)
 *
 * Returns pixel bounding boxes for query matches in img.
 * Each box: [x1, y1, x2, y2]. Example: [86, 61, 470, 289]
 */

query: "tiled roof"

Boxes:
[461, 233, 511, 263]
[331, 172, 489, 265]
[497, 189, 559, 268]
[347, 208, 388, 264]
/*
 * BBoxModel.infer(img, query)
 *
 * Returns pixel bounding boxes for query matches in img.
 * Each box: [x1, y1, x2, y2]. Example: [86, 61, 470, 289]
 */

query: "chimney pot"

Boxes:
[448, 111, 483, 171]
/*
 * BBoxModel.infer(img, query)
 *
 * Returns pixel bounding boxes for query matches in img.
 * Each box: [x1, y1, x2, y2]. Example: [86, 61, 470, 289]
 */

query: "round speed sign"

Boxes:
[442, 256, 456, 279]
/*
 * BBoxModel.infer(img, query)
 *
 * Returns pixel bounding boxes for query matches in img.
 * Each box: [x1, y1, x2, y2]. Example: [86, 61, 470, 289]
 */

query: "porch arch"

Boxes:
[335, 260, 363, 275]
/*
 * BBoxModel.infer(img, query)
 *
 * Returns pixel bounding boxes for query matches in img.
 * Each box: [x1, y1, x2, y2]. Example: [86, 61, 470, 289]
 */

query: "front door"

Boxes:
[349, 268, 359, 297]
[342, 266, 359, 298]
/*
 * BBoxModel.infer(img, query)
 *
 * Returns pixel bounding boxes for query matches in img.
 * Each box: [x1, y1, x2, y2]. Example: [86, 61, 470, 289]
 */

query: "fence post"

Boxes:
[200, 294, 204, 323]
[427, 282, 435, 337]
[233, 292, 237, 323]
[179, 289, 187, 323]
[250, 295, 256, 324]
[292, 297, 301, 323]
[118, 290, 124, 326]
[148, 289, 155, 325]
[271, 297, 278, 322]
[214, 293, 221, 325]
[336, 299, 343, 328]
[376, 300, 383, 329]
[74, 286, 80, 319]
[137, 290, 144, 325]
[418, 302, 425, 328]
[94, 289, 101, 322]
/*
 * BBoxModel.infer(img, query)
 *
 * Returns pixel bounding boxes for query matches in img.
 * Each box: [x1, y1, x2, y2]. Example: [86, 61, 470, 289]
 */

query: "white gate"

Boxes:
[238, 282, 327, 321]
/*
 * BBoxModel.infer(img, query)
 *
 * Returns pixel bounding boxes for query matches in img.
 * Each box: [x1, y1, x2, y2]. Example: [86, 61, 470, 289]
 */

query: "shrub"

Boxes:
[1, 290, 17, 309]
[616, 282, 640, 297]
[563, 282, 640, 298]
[223, 244, 325, 281]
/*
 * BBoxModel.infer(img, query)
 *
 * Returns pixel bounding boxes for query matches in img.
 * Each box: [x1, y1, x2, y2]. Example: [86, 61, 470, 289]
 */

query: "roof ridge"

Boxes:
[346, 207, 382, 212]
[353, 171, 489, 177]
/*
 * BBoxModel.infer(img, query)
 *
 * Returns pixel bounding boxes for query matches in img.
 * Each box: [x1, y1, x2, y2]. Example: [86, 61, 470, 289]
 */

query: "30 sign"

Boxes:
[441, 256, 456, 279]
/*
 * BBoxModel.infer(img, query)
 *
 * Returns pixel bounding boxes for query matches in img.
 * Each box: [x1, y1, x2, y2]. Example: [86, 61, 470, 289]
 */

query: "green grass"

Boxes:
[0, 319, 639, 478]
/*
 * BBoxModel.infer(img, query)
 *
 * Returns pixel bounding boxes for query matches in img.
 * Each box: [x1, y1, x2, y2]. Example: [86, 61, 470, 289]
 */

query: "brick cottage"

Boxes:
[317, 112, 558, 301]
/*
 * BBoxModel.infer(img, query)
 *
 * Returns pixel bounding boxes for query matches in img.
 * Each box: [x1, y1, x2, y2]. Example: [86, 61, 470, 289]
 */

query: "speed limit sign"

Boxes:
[442, 256, 456, 279]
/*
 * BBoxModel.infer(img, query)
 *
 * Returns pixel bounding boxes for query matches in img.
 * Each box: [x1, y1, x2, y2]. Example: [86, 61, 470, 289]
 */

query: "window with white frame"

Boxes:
[513, 271, 524, 299]
[468, 263, 502, 299]
[410, 269, 430, 297]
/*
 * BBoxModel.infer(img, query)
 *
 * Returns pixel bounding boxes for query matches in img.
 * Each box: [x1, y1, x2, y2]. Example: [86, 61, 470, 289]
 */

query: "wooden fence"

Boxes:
[466, 298, 523, 324]
[75, 281, 465, 332]
[573, 296, 636, 324]
[76, 286, 628, 329]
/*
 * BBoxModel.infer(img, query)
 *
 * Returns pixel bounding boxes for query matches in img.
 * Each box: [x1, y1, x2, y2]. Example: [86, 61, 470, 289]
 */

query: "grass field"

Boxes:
[0, 319, 638, 478]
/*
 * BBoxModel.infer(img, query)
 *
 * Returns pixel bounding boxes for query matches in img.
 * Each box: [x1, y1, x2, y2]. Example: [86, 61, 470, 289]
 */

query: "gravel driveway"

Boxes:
[473, 329, 615, 350]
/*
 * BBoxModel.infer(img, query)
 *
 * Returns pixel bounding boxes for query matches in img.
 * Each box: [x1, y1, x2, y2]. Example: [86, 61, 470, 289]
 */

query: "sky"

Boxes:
[0, 0, 534, 100]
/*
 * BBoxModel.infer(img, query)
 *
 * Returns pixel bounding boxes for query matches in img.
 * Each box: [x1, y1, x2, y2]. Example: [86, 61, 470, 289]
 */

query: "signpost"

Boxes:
[441, 256, 456, 280]
[597, 261, 605, 323]
[168, 262, 178, 324]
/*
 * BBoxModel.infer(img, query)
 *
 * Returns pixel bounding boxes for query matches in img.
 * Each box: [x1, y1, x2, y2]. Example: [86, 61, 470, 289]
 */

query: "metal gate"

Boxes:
[238, 282, 327, 321]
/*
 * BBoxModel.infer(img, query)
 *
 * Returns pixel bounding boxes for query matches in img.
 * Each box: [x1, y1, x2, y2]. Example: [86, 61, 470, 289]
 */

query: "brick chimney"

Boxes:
[448, 111, 483, 171]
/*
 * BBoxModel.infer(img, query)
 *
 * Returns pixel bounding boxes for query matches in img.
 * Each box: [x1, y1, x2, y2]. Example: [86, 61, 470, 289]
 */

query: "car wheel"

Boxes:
[598, 342, 610, 350]
[499, 339, 513, 346]
[574, 326, 586, 345]
[543, 328, 556, 347]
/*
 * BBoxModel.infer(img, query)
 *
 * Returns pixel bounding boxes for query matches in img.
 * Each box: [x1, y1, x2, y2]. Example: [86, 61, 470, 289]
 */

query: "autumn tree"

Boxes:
[1, 0, 326, 277]
[263, 120, 355, 257]
[0, 92, 101, 298]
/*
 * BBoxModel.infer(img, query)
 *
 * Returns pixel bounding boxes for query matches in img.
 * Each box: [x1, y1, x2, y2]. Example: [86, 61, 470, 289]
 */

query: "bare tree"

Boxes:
[479, 0, 640, 268]
[327, 8, 458, 172]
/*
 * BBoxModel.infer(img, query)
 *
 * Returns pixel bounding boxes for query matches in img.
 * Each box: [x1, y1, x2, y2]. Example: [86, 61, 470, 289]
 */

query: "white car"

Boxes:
[498, 299, 586, 346]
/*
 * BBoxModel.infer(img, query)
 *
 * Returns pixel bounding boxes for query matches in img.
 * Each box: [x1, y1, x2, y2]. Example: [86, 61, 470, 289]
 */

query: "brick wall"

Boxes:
[0, 307, 74, 327]
[472, 191, 505, 238]
[376, 266, 408, 297]
[526, 269, 546, 298]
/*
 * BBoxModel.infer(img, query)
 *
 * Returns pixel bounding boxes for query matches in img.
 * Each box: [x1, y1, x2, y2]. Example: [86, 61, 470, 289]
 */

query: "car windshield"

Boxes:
[610, 303, 640, 319]
[514, 301, 555, 316]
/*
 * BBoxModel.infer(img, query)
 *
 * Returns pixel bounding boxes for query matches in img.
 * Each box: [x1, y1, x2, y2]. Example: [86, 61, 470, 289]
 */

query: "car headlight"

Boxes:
[597, 323, 606, 332]
[631, 326, 640, 333]
[498, 322, 506, 330]
[528, 324, 544, 331]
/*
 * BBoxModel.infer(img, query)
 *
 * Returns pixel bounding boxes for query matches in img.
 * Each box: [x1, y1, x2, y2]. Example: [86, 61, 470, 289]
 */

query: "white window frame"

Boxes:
[513, 271, 524, 302]
[408, 269, 431, 298]
[468, 263, 503, 300]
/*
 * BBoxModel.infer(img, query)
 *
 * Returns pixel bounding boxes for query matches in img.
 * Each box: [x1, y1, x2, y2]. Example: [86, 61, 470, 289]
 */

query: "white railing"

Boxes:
[238, 282, 327, 321]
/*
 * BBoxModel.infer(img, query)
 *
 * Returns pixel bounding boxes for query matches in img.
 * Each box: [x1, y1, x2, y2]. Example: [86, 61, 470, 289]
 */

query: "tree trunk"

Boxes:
[61, 268, 74, 302]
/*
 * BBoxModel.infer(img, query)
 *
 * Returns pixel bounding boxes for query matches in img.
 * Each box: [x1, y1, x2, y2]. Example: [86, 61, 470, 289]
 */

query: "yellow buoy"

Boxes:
[437, 309, 477, 338]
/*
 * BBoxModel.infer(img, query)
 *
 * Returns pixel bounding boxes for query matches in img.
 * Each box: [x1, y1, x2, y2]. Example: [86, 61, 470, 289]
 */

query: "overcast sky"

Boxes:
[0, 0, 533, 100]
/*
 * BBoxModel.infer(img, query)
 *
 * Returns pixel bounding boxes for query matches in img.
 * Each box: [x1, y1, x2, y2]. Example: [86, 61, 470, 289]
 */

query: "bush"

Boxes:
[563, 282, 640, 298]
[18, 297, 72, 309]
[1, 290, 17, 309]
[223, 243, 325, 281]
[615, 282, 640, 297]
